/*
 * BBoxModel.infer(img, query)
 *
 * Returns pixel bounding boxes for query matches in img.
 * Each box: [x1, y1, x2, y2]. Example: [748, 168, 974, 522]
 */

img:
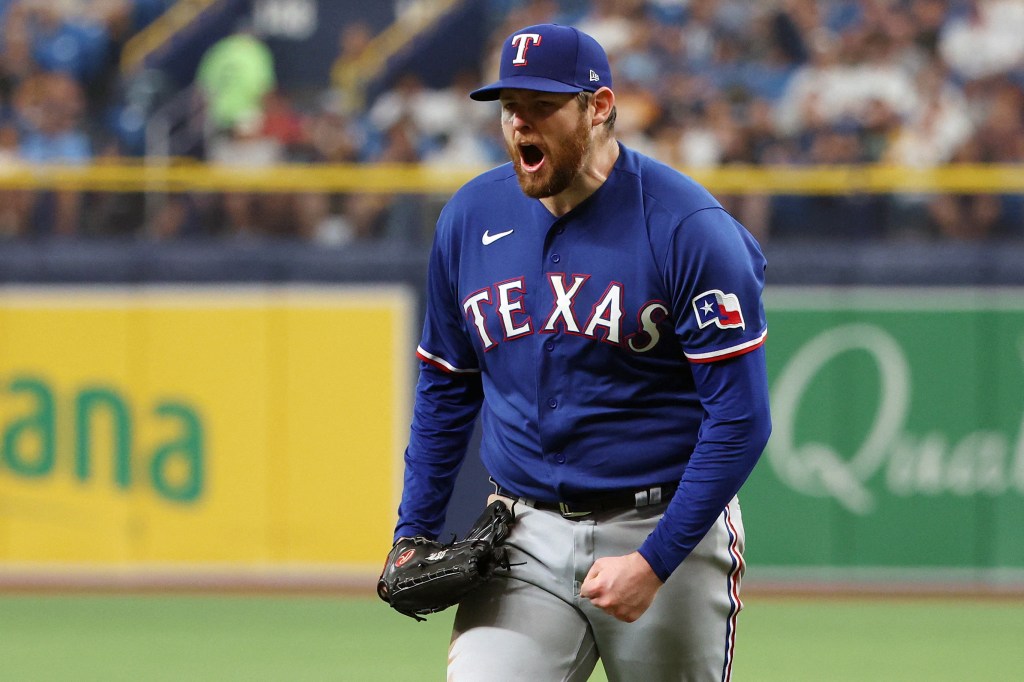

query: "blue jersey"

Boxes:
[397, 144, 771, 579]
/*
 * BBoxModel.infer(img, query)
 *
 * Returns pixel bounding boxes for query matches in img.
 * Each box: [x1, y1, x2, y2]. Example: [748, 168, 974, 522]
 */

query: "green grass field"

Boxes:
[0, 594, 1021, 680]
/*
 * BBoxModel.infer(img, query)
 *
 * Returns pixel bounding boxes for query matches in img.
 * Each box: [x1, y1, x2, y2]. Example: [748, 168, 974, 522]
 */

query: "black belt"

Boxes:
[495, 482, 678, 519]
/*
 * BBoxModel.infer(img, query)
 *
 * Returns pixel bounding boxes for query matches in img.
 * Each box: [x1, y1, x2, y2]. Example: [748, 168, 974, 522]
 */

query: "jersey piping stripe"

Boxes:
[415, 346, 481, 374]
[685, 328, 768, 364]
[720, 502, 745, 682]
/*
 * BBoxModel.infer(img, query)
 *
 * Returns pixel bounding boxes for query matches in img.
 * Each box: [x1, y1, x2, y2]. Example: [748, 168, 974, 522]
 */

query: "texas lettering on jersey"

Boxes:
[461, 273, 672, 354]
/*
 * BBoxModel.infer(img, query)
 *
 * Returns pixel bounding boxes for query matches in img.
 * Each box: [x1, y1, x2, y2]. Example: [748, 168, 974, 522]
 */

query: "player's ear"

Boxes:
[591, 87, 615, 128]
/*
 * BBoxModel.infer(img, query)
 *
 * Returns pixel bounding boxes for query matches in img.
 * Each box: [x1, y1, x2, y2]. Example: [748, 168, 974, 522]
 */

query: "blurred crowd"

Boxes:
[2, 0, 1024, 244]
[0, 0, 170, 237]
[342, 0, 1024, 243]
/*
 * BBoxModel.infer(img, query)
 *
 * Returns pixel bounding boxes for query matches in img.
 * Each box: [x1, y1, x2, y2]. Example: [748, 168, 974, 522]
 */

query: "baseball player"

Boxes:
[390, 23, 772, 682]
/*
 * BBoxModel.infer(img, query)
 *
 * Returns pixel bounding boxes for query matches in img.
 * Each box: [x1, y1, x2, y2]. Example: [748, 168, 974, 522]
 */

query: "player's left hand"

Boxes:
[580, 551, 663, 622]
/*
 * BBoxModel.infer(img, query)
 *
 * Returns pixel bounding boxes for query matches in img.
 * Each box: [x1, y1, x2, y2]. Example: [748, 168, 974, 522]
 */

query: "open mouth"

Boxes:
[519, 144, 545, 172]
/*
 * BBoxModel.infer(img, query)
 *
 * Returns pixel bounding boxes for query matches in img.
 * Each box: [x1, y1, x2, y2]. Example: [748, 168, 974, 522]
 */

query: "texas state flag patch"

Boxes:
[692, 290, 745, 330]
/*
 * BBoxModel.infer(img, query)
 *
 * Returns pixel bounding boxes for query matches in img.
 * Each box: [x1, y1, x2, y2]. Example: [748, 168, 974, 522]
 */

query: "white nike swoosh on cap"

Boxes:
[482, 229, 514, 245]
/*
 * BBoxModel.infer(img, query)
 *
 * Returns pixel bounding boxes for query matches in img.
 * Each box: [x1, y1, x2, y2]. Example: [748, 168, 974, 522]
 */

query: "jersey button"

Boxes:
[547, 398, 558, 409]
[551, 253, 560, 263]
[554, 453, 566, 464]
[544, 340, 554, 351]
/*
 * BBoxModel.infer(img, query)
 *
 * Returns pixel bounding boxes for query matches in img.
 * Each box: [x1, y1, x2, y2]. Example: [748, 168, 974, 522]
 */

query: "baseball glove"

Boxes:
[377, 499, 515, 621]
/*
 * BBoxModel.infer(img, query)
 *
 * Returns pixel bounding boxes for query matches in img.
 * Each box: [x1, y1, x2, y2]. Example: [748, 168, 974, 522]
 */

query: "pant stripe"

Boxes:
[720, 503, 745, 682]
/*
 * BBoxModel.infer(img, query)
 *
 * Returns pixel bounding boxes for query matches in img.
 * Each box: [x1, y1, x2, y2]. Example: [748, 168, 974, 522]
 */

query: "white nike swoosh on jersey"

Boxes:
[482, 229, 514, 245]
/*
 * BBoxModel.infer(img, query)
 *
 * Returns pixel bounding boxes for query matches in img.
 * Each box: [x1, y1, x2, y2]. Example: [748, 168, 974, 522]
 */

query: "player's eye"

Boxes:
[533, 100, 561, 116]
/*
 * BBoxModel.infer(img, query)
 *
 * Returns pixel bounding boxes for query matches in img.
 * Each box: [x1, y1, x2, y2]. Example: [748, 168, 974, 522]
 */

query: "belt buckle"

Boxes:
[558, 502, 592, 518]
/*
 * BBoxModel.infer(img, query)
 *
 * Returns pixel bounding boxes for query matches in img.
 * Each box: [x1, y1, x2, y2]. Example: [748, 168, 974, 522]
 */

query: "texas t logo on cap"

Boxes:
[510, 33, 541, 65]
[470, 24, 612, 101]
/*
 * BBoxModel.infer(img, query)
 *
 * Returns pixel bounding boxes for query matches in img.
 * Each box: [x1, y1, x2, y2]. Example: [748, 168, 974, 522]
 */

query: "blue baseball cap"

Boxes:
[470, 24, 612, 101]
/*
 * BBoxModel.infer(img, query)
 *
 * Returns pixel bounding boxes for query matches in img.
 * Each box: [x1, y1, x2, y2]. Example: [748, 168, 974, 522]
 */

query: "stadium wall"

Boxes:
[1, 240, 1023, 592]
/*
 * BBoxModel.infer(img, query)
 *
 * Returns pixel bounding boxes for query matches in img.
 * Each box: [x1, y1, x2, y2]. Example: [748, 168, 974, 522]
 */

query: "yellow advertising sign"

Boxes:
[0, 286, 414, 575]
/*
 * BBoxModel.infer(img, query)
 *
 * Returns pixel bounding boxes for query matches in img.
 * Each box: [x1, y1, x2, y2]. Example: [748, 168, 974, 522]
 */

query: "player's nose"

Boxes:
[509, 110, 531, 132]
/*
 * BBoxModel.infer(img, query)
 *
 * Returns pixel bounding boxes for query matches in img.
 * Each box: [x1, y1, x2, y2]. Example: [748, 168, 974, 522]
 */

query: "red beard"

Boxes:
[506, 112, 592, 199]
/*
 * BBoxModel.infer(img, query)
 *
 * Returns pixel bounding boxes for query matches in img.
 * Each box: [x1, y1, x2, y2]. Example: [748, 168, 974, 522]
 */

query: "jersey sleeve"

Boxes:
[415, 212, 482, 374]
[394, 363, 483, 541]
[394, 214, 485, 541]
[637, 206, 771, 580]
[638, 347, 771, 580]
[664, 207, 767, 363]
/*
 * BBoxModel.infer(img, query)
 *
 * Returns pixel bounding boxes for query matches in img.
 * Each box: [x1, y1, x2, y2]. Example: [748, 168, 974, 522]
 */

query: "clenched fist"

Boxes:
[580, 551, 663, 622]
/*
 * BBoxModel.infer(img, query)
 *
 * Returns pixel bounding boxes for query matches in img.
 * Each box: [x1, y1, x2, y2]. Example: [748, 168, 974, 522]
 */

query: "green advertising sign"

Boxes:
[744, 288, 1024, 579]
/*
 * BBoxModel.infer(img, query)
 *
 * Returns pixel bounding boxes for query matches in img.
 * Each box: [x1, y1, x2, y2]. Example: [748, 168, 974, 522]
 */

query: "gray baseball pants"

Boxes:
[448, 495, 745, 681]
